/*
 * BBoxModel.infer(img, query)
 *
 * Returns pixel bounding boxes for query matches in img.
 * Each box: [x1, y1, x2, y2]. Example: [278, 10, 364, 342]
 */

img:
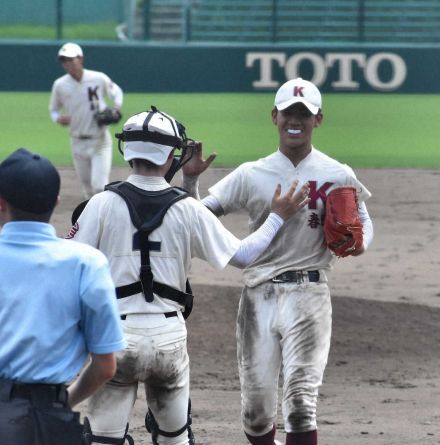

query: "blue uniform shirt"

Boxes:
[0, 221, 125, 383]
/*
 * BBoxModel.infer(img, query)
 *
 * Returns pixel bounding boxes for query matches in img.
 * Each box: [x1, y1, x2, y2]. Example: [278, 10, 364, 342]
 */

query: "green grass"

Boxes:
[1, 91, 440, 168]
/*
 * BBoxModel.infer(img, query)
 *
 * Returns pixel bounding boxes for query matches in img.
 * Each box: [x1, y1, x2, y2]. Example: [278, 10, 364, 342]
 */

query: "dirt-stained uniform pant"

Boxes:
[87, 313, 191, 445]
[71, 130, 112, 199]
[237, 277, 332, 437]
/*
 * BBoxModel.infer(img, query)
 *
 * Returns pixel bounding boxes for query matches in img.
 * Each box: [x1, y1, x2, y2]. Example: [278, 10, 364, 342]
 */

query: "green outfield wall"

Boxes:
[1, 41, 440, 93]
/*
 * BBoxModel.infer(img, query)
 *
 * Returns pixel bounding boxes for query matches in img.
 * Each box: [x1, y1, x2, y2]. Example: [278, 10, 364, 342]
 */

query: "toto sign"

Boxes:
[246, 51, 407, 92]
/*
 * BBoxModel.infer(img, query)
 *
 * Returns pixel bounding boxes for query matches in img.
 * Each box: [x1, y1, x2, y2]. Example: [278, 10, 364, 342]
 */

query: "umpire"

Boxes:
[0, 148, 126, 444]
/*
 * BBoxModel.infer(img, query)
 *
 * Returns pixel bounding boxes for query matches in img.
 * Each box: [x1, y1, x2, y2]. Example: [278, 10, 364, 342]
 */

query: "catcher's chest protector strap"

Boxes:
[105, 181, 193, 314]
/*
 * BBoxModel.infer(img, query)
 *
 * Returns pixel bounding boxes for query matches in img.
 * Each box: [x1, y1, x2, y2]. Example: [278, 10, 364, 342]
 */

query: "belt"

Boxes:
[76, 135, 94, 140]
[120, 311, 178, 320]
[272, 270, 320, 284]
[10, 382, 67, 403]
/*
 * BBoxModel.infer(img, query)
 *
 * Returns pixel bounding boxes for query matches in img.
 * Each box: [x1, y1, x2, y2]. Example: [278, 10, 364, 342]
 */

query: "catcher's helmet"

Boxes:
[115, 106, 194, 181]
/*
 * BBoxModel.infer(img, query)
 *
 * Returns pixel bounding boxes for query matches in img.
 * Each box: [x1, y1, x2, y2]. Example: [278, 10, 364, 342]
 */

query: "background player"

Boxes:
[67, 106, 310, 445]
[183, 78, 374, 445]
[0, 148, 125, 444]
[49, 42, 123, 199]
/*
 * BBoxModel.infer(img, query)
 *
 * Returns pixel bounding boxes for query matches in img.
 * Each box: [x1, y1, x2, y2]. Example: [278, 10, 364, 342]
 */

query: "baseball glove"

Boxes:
[323, 186, 363, 257]
[94, 107, 122, 126]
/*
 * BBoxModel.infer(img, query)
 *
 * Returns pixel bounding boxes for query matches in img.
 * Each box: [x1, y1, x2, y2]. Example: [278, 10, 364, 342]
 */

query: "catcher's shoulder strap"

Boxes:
[105, 181, 194, 318]
[105, 181, 189, 230]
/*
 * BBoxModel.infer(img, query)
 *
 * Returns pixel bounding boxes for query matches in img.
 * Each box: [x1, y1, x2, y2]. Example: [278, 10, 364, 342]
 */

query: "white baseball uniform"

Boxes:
[207, 147, 373, 436]
[49, 69, 123, 199]
[68, 174, 243, 444]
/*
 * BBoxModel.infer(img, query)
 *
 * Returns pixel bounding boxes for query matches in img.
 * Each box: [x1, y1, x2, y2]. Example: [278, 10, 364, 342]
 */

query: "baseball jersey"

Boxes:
[209, 147, 371, 287]
[0, 221, 125, 384]
[49, 68, 123, 138]
[68, 174, 241, 315]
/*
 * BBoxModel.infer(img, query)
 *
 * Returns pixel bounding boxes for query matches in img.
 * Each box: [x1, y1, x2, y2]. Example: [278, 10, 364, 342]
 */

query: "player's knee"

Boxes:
[145, 399, 195, 445]
[83, 416, 134, 445]
[89, 175, 106, 196]
[90, 184, 104, 196]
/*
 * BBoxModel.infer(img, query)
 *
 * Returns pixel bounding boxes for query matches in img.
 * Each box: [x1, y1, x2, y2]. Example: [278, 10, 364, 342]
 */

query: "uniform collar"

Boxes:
[127, 174, 170, 190]
[0, 221, 56, 239]
[275, 146, 316, 168]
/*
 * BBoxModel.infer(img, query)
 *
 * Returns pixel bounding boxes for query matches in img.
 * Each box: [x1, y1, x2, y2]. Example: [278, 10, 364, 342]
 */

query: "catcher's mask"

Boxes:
[115, 105, 194, 182]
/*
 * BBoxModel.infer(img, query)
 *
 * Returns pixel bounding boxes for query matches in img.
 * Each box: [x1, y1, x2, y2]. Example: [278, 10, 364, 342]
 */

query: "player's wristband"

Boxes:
[50, 111, 60, 123]
[182, 174, 200, 199]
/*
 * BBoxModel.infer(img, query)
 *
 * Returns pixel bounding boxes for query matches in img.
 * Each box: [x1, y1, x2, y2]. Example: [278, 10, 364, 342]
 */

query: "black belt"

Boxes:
[9, 382, 67, 403]
[120, 311, 178, 320]
[272, 270, 320, 283]
[76, 135, 93, 140]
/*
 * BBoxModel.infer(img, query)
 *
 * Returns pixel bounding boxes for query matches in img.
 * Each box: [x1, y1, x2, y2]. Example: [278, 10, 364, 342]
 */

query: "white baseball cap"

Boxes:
[121, 110, 183, 165]
[274, 78, 322, 115]
[58, 42, 83, 59]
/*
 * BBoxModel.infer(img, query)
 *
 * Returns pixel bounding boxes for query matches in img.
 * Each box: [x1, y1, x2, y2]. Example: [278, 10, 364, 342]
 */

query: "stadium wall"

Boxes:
[1, 41, 440, 93]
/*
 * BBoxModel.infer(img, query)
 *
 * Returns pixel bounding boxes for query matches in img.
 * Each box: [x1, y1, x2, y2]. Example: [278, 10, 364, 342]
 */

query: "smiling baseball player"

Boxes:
[67, 106, 310, 445]
[183, 78, 374, 445]
[49, 42, 123, 199]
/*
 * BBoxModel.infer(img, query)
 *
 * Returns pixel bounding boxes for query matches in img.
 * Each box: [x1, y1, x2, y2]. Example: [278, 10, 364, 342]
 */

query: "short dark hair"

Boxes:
[7, 202, 53, 223]
[131, 158, 160, 169]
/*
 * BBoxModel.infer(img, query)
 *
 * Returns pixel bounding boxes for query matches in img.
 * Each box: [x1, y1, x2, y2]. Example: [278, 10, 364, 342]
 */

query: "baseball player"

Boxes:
[66, 106, 310, 445]
[49, 42, 123, 199]
[183, 78, 374, 445]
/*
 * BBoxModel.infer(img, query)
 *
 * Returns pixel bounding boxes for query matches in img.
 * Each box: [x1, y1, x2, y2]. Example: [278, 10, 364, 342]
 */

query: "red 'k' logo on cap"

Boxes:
[293, 86, 304, 97]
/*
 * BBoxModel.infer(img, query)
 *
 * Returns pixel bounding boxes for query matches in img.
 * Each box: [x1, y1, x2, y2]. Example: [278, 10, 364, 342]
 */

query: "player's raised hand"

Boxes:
[182, 141, 217, 177]
[271, 181, 310, 221]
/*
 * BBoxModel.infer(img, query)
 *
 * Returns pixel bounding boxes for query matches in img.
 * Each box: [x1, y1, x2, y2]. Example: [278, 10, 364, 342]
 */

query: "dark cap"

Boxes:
[0, 148, 60, 214]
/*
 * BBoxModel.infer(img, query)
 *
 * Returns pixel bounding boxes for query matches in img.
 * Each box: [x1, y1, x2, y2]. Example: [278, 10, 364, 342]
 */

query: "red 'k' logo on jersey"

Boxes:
[307, 181, 333, 209]
[293, 86, 304, 97]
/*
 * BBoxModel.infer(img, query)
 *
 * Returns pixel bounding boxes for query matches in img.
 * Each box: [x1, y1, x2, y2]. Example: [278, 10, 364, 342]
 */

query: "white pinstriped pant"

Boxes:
[70, 130, 112, 199]
[87, 313, 191, 445]
[237, 279, 332, 436]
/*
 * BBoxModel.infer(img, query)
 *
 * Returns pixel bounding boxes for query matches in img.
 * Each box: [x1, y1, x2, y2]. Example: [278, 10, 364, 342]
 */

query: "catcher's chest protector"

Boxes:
[105, 181, 194, 317]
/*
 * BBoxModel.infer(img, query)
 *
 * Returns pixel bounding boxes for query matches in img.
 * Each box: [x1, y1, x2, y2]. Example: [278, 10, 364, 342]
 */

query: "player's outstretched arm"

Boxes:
[181, 141, 217, 199]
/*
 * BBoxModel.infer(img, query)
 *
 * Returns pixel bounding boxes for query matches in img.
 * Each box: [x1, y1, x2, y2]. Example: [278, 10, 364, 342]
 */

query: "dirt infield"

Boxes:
[53, 167, 440, 445]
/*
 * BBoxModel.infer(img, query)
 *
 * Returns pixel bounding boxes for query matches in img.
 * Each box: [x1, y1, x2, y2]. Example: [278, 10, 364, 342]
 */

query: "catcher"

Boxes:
[66, 106, 311, 445]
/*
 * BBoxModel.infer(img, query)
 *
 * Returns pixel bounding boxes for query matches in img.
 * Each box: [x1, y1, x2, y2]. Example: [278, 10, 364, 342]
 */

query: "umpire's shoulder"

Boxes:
[59, 236, 110, 267]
